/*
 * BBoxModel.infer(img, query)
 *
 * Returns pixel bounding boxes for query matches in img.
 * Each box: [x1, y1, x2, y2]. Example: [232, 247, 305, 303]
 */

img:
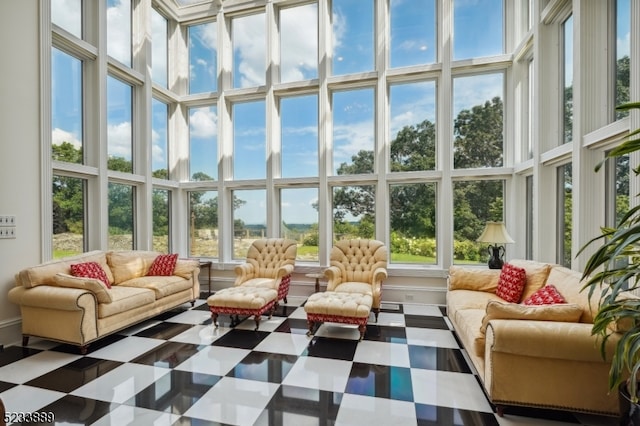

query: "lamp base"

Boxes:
[487, 245, 505, 269]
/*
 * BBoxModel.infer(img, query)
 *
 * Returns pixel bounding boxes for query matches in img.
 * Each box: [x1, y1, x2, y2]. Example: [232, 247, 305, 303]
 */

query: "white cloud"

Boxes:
[190, 107, 218, 139]
[151, 9, 168, 86]
[51, 0, 81, 36]
[233, 14, 266, 88]
[453, 74, 503, 116]
[107, 121, 132, 159]
[618, 30, 630, 58]
[280, 5, 318, 83]
[333, 120, 374, 164]
[52, 128, 81, 149]
[151, 128, 165, 165]
[106, 0, 131, 65]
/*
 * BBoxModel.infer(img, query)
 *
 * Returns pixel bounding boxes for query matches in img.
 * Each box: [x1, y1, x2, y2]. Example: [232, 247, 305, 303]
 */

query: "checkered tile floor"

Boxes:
[0, 296, 618, 425]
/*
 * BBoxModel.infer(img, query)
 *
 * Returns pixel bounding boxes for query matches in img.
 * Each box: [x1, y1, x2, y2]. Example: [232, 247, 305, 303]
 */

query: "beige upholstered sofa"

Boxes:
[447, 259, 619, 416]
[8, 250, 200, 353]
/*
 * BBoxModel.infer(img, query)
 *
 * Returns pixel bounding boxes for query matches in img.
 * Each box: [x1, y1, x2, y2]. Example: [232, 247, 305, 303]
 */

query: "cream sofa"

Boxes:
[447, 259, 619, 417]
[8, 250, 200, 353]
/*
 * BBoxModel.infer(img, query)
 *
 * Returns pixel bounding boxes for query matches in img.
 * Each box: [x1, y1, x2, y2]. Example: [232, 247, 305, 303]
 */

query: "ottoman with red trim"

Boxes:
[304, 291, 373, 340]
[207, 286, 278, 331]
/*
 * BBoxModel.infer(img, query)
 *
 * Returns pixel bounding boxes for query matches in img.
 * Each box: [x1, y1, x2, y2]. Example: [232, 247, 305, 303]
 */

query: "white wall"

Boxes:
[0, 0, 42, 345]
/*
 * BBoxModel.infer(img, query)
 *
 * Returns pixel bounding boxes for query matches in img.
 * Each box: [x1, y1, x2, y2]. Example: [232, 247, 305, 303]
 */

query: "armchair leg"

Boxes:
[22, 335, 29, 347]
[373, 308, 379, 322]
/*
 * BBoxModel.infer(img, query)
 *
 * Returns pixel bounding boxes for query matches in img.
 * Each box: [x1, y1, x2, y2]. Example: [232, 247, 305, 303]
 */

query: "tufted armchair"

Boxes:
[234, 238, 297, 303]
[325, 239, 388, 321]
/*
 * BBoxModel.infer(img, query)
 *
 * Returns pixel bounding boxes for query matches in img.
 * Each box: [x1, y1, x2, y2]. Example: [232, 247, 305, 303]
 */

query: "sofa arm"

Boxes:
[324, 266, 342, 291]
[486, 319, 617, 363]
[234, 263, 255, 286]
[8, 285, 98, 311]
[448, 265, 501, 292]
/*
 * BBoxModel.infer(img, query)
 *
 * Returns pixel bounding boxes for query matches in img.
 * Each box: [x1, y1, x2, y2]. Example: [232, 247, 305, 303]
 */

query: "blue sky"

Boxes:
[50, 0, 632, 225]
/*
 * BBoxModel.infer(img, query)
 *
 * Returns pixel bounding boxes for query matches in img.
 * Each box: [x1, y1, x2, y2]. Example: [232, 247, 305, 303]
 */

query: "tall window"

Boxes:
[606, 153, 629, 227]
[107, 76, 133, 173]
[389, 0, 436, 68]
[106, 0, 132, 67]
[189, 190, 218, 257]
[562, 15, 573, 145]
[453, 0, 503, 60]
[232, 13, 265, 88]
[52, 0, 81, 38]
[281, 95, 318, 178]
[151, 8, 168, 88]
[615, 0, 631, 120]
[390, 183, 437, 264]
[453, 73, 504, 169]
[52, 48, 83, 164]
[526, 59, 534, 160]
[453, 180, 505, 264]
[189, 105, 217, 181]
[52, 175, 85, 258]
[108, 182, 134, 250]
[189, 21, 217, 94]
[280, 4, 318, 83]
[525, 175, 533, 259]
[332, 88, 375, 175]
[233, 101, 266, 180]
[152, 188, 170, 253]
[333, 185, 375, 241]
[281, 188, 319, 262]
[389, 81, 436, 172]
[152, 99, 169, 179]
[557, 164, 572, 268]
[331, 0, 374, 75]
[232, 189, 266, 258]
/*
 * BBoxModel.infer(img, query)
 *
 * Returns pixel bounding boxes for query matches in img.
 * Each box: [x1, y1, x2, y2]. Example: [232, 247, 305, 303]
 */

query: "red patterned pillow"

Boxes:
[522, 284, 567, 305]
[70, 262, 111, 289]
[147, 253, 179, 276]
[495, 263, 527, 303]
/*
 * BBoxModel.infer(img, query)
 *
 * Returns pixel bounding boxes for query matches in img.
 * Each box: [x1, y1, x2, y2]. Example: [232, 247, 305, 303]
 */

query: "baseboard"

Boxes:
[0, 317, 22, 347]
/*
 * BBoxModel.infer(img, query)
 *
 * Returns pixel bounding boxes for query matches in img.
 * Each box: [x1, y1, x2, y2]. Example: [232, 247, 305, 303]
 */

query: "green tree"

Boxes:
[108, 182, 133, 233]
[108, 156, 133, 173]
[453, 96, 503, 168]
[616, 55, 630, 119]
[52, 141, 82, 163]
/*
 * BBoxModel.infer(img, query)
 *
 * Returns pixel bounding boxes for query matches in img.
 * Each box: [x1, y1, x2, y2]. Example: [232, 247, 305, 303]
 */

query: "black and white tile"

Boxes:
[0, 295, 618, 425]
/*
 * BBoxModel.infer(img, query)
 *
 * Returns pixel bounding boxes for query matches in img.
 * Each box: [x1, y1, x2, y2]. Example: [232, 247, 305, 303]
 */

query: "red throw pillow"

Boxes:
[147, 253, 179, 276]
[496, 263, 526, 303]
[522, 284, 567, 305]
[70, 262, 111, 288]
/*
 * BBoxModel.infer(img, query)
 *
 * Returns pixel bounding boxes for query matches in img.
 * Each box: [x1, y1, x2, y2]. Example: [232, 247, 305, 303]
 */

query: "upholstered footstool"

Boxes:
[207, 286, 278, 331]
[304, 291, 373, 340]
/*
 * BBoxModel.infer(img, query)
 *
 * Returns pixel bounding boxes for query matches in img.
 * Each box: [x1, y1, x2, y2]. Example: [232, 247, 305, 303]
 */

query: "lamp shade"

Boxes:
[476, 221, 514, 244]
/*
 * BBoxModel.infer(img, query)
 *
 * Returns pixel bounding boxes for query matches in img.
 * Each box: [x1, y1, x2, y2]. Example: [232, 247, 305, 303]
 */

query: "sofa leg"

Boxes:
[495, 405, 505, 417]
[79, 345, 89, 355]
[22, 335, 29, 347]
[190, 300, 196, 307]
[373, 308, 379, 322]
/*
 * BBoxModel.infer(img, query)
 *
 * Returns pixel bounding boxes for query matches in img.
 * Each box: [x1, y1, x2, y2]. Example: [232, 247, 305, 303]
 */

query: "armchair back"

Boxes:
[329, 239, 387, 285]
[244, 238, 297, 278]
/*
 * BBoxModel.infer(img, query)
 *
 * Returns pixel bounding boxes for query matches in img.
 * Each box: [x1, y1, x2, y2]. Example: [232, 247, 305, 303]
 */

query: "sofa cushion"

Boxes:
[447, 289, 504, 311]
[16, 251, 114, 288]
[53, 273, 113, 304]
[496, 263, 526, 303]
[448, 266, 501, 292]
[333, 282, 374, 295]
[147, 253, 178, 276]
[107, 250, 159, 284]
[173, 259, 200, 280]
[508, 259, 552, 301]
[70, 262, 111, 288]
[97, 286, 156, 318]
[453, 308, 487, 357]
[480, 300, 583, 334]
[522, 284, 566, 305]
[118, 275, 194, 299]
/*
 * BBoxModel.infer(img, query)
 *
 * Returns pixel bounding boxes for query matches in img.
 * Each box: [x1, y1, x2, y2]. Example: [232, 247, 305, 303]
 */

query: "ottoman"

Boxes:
[207, 286, 278, 331]
[304, 291, 373, 340]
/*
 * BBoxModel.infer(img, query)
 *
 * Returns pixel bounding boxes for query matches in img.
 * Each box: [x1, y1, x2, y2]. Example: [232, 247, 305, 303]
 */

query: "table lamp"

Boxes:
[476, 221, 514, 269]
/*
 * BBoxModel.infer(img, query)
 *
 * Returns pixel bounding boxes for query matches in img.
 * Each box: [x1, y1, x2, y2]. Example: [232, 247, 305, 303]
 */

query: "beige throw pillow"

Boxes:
[53, 273, 113, 303]
[480, 300, 583, 334]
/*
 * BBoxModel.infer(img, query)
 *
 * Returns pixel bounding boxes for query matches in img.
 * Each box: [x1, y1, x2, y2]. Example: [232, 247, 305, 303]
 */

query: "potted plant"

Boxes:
[580, 101, 640, 422]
